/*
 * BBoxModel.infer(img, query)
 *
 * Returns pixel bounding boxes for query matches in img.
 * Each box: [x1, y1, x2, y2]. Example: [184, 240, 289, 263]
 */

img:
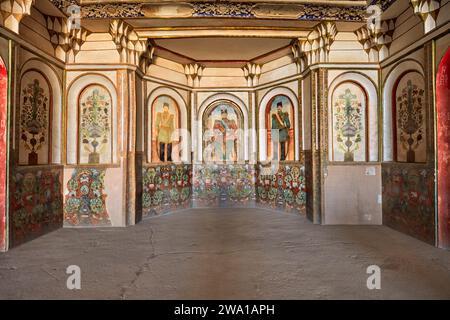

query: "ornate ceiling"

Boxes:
[48, 0, 387, 21]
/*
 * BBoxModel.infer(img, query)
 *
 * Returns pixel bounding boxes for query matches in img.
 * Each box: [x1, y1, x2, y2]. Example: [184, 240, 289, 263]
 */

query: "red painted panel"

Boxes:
[437, 48, 450, 249]
[0, 59, 7, 251]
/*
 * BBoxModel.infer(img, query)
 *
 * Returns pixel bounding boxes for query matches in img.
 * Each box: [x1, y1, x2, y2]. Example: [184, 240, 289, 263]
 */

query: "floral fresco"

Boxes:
[10, 167, 63, 247]
[142, 164, 192, 216]
[19, 71, 50, 165]
[0, 59, 7, 250]
[79, 85, 112, 164]
[64, 168, 111, 226]
[192, 164, 256, 207]
[332, 83, 366, 162]
[382, 163, 435, 245]
[395, 72, 426, 163]
[256, 163, 306, 213]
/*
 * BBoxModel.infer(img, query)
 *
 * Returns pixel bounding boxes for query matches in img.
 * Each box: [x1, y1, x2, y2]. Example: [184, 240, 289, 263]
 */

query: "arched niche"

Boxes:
[78, 84, 113, 164]
[197, 93, 248, 162]
[437, 48, 450, 249]
[19, 59, 62, 164]
[147, 87, 189, 163]
[258, 87, 299, 162]
[66, 74, 118, 165]
[383, 59, 425, 161]
[0, 56, 7, 251]
[328, 72, 378, 162]
[393, 71, 426, 163]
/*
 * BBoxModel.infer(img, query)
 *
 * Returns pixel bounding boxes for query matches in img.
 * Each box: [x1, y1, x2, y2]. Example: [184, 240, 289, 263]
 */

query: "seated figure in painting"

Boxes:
[271, 101, 291, 161]
[213, 108, 238, 162]
[155, 103, 175, 162]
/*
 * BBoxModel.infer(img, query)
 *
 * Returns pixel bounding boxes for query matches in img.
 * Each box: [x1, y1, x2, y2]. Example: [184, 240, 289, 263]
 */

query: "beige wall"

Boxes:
[324, 165, 382, 225]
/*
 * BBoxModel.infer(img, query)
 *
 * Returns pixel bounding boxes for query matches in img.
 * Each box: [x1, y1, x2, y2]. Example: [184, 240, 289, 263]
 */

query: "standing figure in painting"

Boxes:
[213, 108, 238, 161]
[271, 102, 291, 161]
[155, 102, 175, 162]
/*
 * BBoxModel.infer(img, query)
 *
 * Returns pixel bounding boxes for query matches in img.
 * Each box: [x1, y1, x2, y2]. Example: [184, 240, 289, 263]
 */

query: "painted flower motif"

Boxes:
[142, 193, 152, 208]
[268, 187, 278, 200]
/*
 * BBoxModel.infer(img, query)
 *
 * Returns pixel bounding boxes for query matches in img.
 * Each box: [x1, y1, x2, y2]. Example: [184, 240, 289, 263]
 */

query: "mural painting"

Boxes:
[0, 58, 7, 250]
[151, 95, 180, 163]
[64, 168, 111, 226]
[256, 163, 306, 213]
[437, 49, 450, 249]
[142, 164, 191, 216]
[394, 72, 426, 163]
[10, 167, 63, 247]
[19, 71, 51, 165]
[203, 102, 243, 162]
[331, 82, 366, 162]
[192, 164, 256, 208]
[79, 85, 112, 164]
[266, 95, 294, 161]
[382, 163, 435, 245]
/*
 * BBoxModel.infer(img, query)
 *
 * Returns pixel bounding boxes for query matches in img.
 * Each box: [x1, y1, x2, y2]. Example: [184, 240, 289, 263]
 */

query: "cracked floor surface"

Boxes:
[1, 208, 450, 299]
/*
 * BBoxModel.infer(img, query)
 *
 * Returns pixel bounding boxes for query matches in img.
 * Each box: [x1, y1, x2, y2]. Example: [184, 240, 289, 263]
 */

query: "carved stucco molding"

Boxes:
[78, 2, 367, 22]
[184, 63, 205, 87]
[110, 19, 147, 65]
[0, 0, 34, 33]
[307, 21, 338, 65]
[139, 39, 155, 74]
[242, 62, 261, 87]
[410, 0, 441, 33]
[291, 21, 337, 70]
[291, 39, 307, 73]
[46, 15, 89, 62]
[355, 18, 396, 62]
[368, 0, 397, 12]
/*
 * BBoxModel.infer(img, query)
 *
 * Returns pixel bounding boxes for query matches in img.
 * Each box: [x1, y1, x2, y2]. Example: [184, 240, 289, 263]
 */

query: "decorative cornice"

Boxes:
[184, 63, 205, 87]
[109, 19, 147, 65]
[410, 0, 441, 33]
[78, 2, 367, 22]
[193, 2, 254, 18]
[369, 0, 397, 12]
[355, 18, 396, 61]
[46, 14, 89, 62]
[0, 0, 35, 33]
[82, 3, 145, 19]
[242, 62, 261, 87]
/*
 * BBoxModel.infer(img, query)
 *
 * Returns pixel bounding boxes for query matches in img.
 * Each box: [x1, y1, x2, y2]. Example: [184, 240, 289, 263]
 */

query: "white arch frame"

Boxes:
[258, 87, 299, 161]
[328, 72, 379, 162]
[19, 59, 62, 164]
[197, 93, 249, 162]
[147, 87, 189, 163]
[66, 74, 118, 165]
[382, 60, 424, 161]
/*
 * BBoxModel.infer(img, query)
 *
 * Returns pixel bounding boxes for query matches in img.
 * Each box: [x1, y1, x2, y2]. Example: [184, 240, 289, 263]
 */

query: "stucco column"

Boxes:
[309, 68, 328, 224]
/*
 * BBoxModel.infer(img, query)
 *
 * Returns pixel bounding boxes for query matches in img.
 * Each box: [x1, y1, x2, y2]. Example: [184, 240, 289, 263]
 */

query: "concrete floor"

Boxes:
[1, 208, 450, 299]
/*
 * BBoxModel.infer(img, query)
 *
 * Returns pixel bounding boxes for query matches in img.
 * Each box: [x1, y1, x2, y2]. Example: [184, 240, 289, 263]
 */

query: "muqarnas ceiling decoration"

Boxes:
[332, 83, 366, 162]
[19, 71, 50, 166]
[395, 72, 426, 163]
[79, 85, 112, 164]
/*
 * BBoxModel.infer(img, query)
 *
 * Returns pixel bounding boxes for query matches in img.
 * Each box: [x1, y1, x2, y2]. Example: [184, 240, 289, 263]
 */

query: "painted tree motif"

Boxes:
[20, 79, 49, 165]
[396, 79, 425, 163]
[79, 86, 111, 164]
[333, 88, 363, 162]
